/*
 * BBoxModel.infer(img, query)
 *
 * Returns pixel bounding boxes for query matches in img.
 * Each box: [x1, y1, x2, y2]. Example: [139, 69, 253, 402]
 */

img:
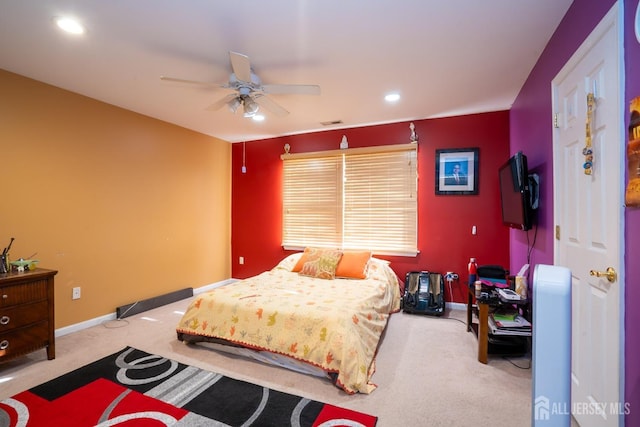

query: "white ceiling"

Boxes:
[0, 1, 573, 143]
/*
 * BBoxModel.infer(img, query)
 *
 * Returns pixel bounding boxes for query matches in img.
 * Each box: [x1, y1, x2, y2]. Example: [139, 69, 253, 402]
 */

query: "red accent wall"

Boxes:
[231, 111, 511, 303]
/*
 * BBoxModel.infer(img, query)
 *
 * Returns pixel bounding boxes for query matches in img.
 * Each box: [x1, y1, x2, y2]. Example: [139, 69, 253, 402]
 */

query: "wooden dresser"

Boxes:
[0, 268, 57, 361]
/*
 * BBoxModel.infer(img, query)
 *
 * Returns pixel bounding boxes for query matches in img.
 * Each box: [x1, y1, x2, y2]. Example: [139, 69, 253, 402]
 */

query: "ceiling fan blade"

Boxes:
[229, 51, 252, 83]
[160, 76, 222, 89]
[205, 93, 238, 111]
[262, 84, 321, 96]
[253, 94, 289, 117]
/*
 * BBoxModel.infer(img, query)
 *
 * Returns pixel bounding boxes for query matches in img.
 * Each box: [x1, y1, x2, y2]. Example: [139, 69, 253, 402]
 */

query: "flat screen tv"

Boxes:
[499, 151, 538, 231]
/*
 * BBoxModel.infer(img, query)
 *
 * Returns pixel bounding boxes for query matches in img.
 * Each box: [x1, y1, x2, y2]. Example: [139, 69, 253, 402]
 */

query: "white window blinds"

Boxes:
[282, 144, 418, 255]
[282, 155, 342, 248]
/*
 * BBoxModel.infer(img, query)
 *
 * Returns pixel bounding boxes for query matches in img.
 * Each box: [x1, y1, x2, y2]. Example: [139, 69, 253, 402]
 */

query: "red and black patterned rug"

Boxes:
[0, 347, 377, 426]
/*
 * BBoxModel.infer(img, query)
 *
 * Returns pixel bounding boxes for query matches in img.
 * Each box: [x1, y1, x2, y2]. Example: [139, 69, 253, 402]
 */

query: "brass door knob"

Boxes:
[589, 267, 617, 283]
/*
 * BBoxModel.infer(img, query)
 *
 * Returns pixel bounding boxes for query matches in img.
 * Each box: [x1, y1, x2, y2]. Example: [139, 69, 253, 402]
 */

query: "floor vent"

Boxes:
[320, 120, 343, 126]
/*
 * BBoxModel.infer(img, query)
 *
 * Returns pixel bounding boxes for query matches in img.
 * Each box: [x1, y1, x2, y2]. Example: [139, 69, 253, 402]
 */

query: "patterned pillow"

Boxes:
[297, 248, 344, 279]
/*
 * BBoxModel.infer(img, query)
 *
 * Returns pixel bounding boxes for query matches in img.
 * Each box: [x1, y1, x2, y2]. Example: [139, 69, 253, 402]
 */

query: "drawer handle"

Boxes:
[0, 340, 8, 350]
[1, 294, 6, 299]
[0, 316, 8, 325]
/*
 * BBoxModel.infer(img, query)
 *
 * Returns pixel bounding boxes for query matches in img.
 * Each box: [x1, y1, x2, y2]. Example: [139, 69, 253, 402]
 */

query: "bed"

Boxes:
[176, 249, 402, 394]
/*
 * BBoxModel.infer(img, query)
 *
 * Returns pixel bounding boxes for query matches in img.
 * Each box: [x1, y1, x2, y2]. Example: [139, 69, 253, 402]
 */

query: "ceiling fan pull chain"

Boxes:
[583, 92, 595, 175]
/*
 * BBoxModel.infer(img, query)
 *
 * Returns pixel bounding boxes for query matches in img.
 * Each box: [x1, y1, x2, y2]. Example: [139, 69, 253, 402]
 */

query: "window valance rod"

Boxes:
[280, 143, 416, 160]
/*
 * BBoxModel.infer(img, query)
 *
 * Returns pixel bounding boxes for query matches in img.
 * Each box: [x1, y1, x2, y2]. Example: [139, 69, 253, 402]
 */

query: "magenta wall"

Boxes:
[624, 1, 640, 424]
[509, 0, 615, 273]
[510, 0, 639, 423]
[231, 112, 511, 304]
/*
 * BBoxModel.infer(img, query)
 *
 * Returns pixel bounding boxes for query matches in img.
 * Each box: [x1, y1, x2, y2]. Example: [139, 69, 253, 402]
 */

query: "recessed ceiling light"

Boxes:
[385, 93, 400, 102]
[55, 17, 85, 35]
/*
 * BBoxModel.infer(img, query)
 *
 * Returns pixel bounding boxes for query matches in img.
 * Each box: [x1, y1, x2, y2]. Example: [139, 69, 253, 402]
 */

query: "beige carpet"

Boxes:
[0, 299, 532, 426]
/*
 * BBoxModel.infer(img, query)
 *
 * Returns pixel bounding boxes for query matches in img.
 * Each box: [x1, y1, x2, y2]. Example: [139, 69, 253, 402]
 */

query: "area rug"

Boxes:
[0, 347, 377, 426]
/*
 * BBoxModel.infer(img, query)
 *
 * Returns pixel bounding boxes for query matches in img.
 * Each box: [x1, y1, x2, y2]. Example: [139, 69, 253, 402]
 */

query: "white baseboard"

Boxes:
[447, 302, 466, 311]
[193, 278, 238, 294]
[55, 312, 116, 337]
[55, 278, 237, 338]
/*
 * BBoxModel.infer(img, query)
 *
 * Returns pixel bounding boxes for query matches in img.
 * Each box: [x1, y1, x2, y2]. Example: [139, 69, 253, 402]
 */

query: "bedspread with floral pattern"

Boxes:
[176, 257, 401, 394]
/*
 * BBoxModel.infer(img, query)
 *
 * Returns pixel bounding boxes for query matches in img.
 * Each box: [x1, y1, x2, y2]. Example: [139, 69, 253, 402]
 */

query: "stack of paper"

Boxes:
[489, 312, 532, 336]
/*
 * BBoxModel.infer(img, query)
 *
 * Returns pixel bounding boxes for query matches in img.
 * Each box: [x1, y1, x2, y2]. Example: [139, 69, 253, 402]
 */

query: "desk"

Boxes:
[466, 286, 529, 364]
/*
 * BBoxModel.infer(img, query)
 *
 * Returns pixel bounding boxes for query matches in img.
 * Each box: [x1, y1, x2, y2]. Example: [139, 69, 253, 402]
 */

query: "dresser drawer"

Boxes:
[0, 321, 50, 360]
[0, 300, 49, 333]
[0, 280, 48, 308]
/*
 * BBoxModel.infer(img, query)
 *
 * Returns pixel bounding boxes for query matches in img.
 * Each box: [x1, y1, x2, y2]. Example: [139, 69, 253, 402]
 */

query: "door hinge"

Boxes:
[555, 225, 561, 240]
[553, 113, 560, 129]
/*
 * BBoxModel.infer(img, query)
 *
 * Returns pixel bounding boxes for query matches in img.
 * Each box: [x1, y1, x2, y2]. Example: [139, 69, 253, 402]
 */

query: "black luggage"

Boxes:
[402, 271, 445, 316]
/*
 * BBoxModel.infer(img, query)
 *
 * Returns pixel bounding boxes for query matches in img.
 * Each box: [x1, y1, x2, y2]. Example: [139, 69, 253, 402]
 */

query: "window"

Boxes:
[282, 144, 418, 255]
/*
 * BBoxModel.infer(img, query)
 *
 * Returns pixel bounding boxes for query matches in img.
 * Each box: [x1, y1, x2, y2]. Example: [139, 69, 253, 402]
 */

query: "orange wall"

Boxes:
[231, 111, 511, 303]
[0, 69, 231, 328]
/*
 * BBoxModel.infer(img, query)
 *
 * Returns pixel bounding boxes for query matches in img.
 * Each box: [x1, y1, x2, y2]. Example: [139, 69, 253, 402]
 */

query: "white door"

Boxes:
[552, 5, 624, 427]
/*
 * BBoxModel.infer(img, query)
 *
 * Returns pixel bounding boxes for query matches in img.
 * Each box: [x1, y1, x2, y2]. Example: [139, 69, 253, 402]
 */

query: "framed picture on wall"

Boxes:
[435, 148, 479, 195]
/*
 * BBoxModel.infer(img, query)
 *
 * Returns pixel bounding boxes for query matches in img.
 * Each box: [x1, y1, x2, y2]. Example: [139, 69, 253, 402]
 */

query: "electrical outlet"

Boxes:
[72, 287, 81, 300]
[239, 256, 244, 265]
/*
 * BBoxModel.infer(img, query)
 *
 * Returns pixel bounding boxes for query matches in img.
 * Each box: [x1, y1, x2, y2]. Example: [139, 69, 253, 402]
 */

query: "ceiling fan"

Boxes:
[160, 51, 321, 118]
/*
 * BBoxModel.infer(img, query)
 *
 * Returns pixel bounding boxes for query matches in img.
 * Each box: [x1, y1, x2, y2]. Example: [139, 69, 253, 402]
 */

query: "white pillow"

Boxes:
[273, 252, 303, 271]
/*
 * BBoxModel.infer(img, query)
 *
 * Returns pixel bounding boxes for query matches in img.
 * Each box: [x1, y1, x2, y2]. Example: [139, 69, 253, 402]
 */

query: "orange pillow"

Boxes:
[292, 247, 313, 272]
[335, 250, 372, 279]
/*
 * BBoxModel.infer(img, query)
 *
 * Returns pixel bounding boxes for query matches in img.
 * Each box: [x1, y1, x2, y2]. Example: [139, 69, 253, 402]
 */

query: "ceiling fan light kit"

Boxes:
[161, 51, 320, 119]
[228, 98, 241, 113]
[242, 97, 260, 118]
